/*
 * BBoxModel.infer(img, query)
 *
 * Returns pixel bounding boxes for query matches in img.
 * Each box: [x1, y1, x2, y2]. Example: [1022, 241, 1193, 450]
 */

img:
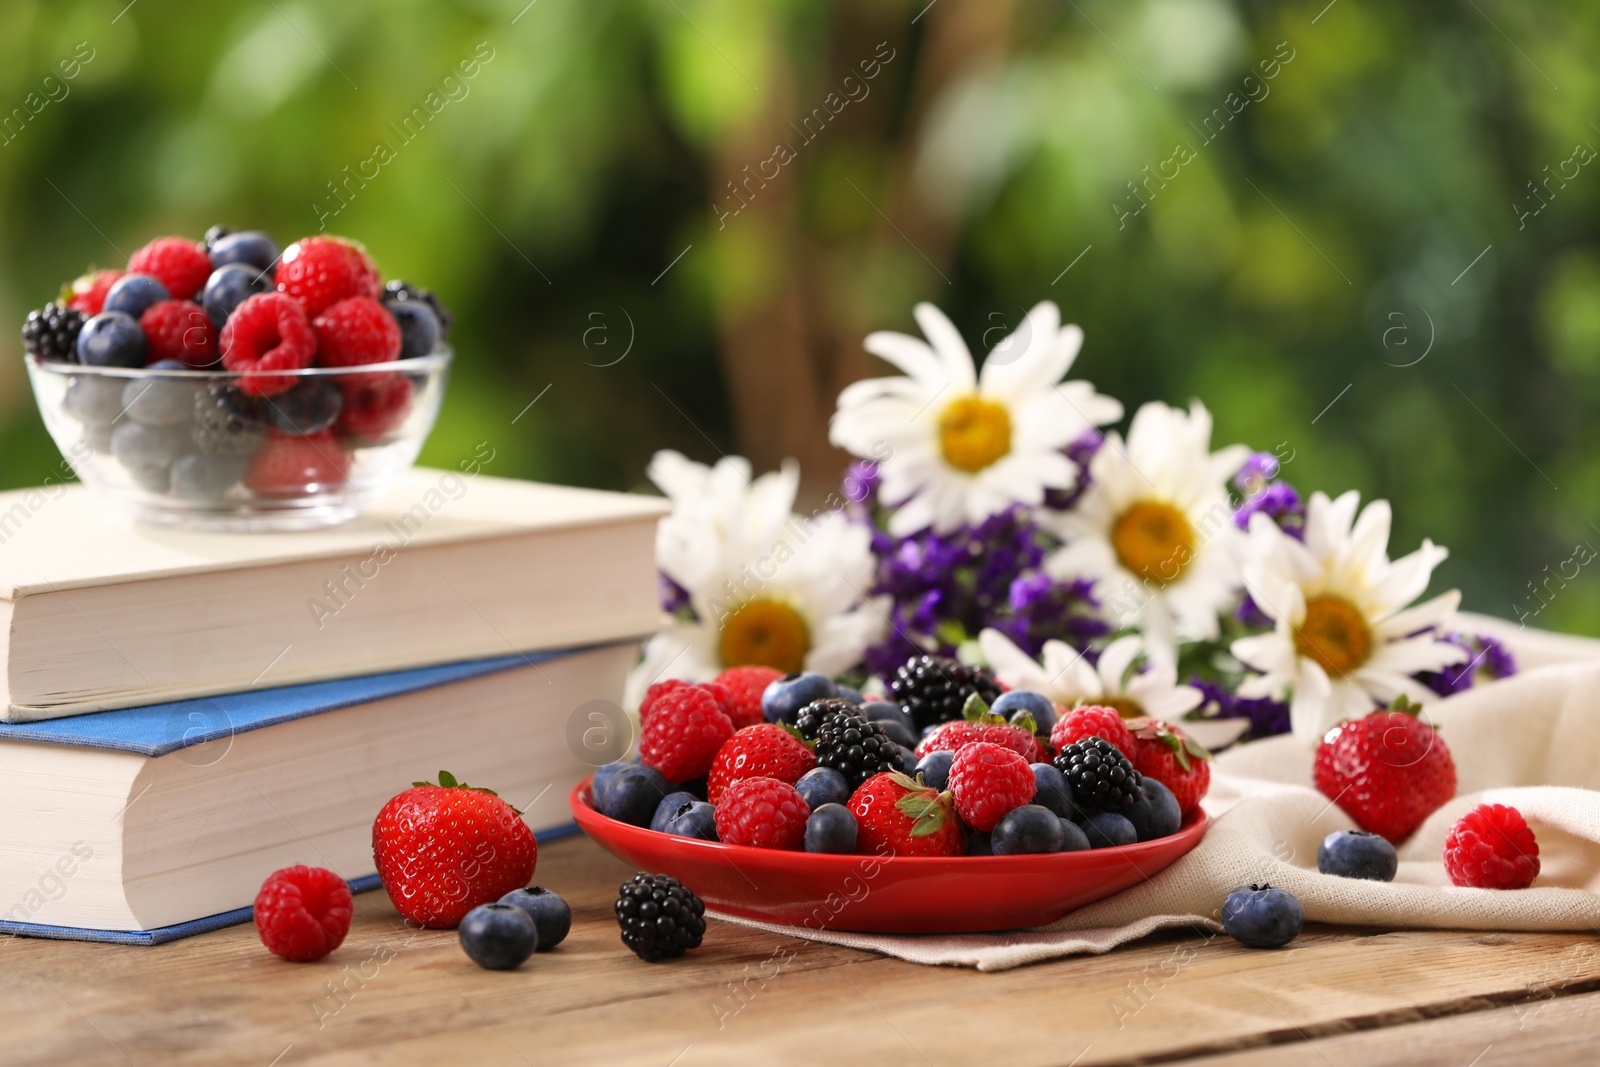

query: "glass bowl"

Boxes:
[26, 350, 451, 532]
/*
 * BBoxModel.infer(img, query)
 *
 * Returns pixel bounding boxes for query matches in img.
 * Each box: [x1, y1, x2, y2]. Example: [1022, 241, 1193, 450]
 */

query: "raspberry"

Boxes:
[337, 372, 414, 437]
[67, 269, 124, 315]
[128, 237, 212, 300]
[947, 741, 1036, 832]
[140, 299, 217, 367]
[915, 719, 1048, 764]
[1051, 705, 1135, 758]
[313, 296, 401, 367]
[706, 723, 817, 803]
[254, 865, 353, 961]
[1444, 803, 1541, 889]
[713, 776, 809, 849]
[276, 236, 381, 317]
[220, 293, 316, 397]
[639, 679, 692, 726]
[245, 430, 350, 497]
[712, 666, 781, 729]
[638, 685, 734, 783]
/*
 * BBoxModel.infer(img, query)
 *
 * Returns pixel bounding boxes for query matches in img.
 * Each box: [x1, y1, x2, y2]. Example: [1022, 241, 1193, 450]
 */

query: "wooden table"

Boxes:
[8, 835, 1598, 1066]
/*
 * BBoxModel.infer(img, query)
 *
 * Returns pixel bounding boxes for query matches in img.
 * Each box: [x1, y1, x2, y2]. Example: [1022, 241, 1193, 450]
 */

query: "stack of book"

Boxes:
[0, 467, 665, 943]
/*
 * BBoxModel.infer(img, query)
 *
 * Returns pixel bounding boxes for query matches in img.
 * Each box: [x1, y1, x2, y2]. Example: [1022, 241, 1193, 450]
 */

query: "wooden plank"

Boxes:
[0, 835, 1595, 1066]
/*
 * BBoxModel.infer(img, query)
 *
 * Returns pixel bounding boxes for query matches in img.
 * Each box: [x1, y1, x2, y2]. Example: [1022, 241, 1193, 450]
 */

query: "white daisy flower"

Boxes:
[1043, 400, 1251, 665]
[623, 451, 886, 710]
[829, 300, 1121, 537]
[1231, 489, 1469, 743]
[978, 628, 1205, 722]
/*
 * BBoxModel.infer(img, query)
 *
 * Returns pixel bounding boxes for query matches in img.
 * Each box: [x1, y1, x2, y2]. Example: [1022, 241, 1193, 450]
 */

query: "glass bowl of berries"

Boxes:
[21, 230, 453, 532]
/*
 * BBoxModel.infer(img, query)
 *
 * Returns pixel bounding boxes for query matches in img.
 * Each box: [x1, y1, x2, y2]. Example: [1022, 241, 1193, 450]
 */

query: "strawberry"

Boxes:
[638, 684, 734, 783]
[1313, 696, 1456, 844]
[371, 770, 537, 929]
[712, 666, 783, 728]
[913, 693, 1047, 763]
[245, 430, 349, 497]
[66, 268, 124, 315]
[848, 771, 965, 857]
[1050, 705, 1136, 759]
[706, 723, 816, 804]
[1126, 718, 1211, 815]
[947, 741, 1036, 832]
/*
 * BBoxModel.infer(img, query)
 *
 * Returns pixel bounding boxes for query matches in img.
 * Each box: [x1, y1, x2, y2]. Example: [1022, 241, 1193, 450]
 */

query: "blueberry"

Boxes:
[265, 379, 343, 435]
[1079, 812, 1138, 848]
[874, 715, 918, 749]
[63, 375, 127, 424]
[795, 767, 850, 810]
[103, 274, 169, 319]
[966, 830, 994, 856]
[498, 887, 572, 951]
[208, 230, 279, 272]
[663, 800, 718, 841]
[82, 421, 114, 454]
[992, 805, 1065, 855]
[170, 452, 248, 501]
[111, 420, 189, 471]
[1124, 778, 1183, 842]
[202, 263, 271, 326]
[77, 312, 147, 368]
[596, 763, 671, 827]
[1058, 818, 1091, 852]
[385, 300, 441, 360]
[458, 903, 538, 970]
[804, 803, 858, 853]
[1221, 884, 1303, 949]
[1317, 830, 1398, 882]
[897, 744, 918, 775]
[591, 760, 638, 810]
[127, 461, 172, 493]
[122, 360, 200, 425]
[834, 684, 864, 706]
[913, 750, 955, 792]
[991, 689, 1057, 733]
[761, 672, 837, 725]
[649, 791, 701, 833]
[1030, 763, 1076, 819]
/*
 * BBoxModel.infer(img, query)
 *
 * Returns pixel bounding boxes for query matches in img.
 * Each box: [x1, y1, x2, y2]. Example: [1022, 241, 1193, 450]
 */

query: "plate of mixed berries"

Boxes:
[572, 659, 1211, 933]
[20, 229, 452, 529]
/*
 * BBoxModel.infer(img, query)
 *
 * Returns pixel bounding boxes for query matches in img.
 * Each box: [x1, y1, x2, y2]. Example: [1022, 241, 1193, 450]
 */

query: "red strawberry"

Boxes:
[371, 770, 537, 929]
[1444, 803, 1540, 889]
[128, 236, 212, 300]
[915, 719, 1046, 763]
[1127, 718, 1211, 816]
[714, 776, 810, 849]
[638, 685, 734, 783]
[712, 665, 782, 728]
[1313, 697, 1457, 844]
[276, 236, 381, 317]
[848, 771, 965, 857]
[947, 741, 1036, 831]
[1051, 705, 1136, 759]
[337, 372, 414, 437]
[706, 723, 816, 803]
[66, 269, 124, 315]
[246, 430, 350, 497]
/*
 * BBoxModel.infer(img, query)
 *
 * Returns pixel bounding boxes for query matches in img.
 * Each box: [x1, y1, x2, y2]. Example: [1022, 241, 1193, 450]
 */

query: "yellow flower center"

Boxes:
[1294, 594, 1373, 677]
[1111, 501, 1195, 587]
[938, 395, 1012, 473]
[1097, 695, 1147, 720]
[718, 598, 810, 674]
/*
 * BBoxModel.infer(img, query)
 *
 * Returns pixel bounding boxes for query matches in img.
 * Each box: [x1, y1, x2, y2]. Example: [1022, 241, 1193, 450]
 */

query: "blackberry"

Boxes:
[192, 382, 266, 458]
[203, 225, 234, 251]
[888, 655, 1003, 732]
[1053, 737, 1143, 814]
[21, 302, 85, 363]
[383, 278, 452, 338]
[793, 697, 858, 742]
[811, 706, 900, 790]
[614, 873, 705, 962]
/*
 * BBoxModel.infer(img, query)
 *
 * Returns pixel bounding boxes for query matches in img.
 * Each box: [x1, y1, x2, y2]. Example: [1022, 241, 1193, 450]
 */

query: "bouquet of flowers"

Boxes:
[627, 301, 1514, 748]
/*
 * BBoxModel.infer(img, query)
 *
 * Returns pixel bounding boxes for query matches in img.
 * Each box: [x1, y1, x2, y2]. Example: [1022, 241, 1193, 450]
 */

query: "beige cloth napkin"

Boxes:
[712, 632, 1600, 971]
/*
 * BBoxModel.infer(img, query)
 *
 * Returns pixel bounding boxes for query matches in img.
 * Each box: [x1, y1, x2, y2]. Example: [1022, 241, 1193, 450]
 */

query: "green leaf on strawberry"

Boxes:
[887, 771, 955, 838]
[1130, 721, 1212, 771]
[409, 770, 517, 810]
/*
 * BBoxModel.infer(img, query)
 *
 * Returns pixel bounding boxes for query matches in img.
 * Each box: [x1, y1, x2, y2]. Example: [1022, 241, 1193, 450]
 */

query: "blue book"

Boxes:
[0, 640, 635, 943]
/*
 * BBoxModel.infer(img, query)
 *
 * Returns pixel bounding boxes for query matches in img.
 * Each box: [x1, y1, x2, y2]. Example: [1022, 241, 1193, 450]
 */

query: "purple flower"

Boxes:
[1189, 675, 1292, 740]
[658, 572, 691, 615]
[1234, 481, 1305, 540]
[1233, 451, 1280, 493]
[1235, 593, 1274, 630]
[1043, 430, 1104, 511]
[1417, 633, 1517, 697]
[993, 573, 1110, 658]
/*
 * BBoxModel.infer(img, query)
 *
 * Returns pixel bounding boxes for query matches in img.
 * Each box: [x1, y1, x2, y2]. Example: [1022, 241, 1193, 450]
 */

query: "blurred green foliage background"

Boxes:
[0, 0, 1595, 633]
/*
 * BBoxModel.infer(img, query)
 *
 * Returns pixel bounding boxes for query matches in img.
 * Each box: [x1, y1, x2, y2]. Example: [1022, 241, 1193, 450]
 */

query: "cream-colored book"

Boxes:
[0, 468, 667, 721]
[0, 642, 634, 936]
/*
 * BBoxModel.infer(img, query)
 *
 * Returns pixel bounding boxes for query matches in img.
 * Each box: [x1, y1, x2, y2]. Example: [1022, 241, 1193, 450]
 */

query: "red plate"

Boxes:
[569, 780, 1209, 933]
